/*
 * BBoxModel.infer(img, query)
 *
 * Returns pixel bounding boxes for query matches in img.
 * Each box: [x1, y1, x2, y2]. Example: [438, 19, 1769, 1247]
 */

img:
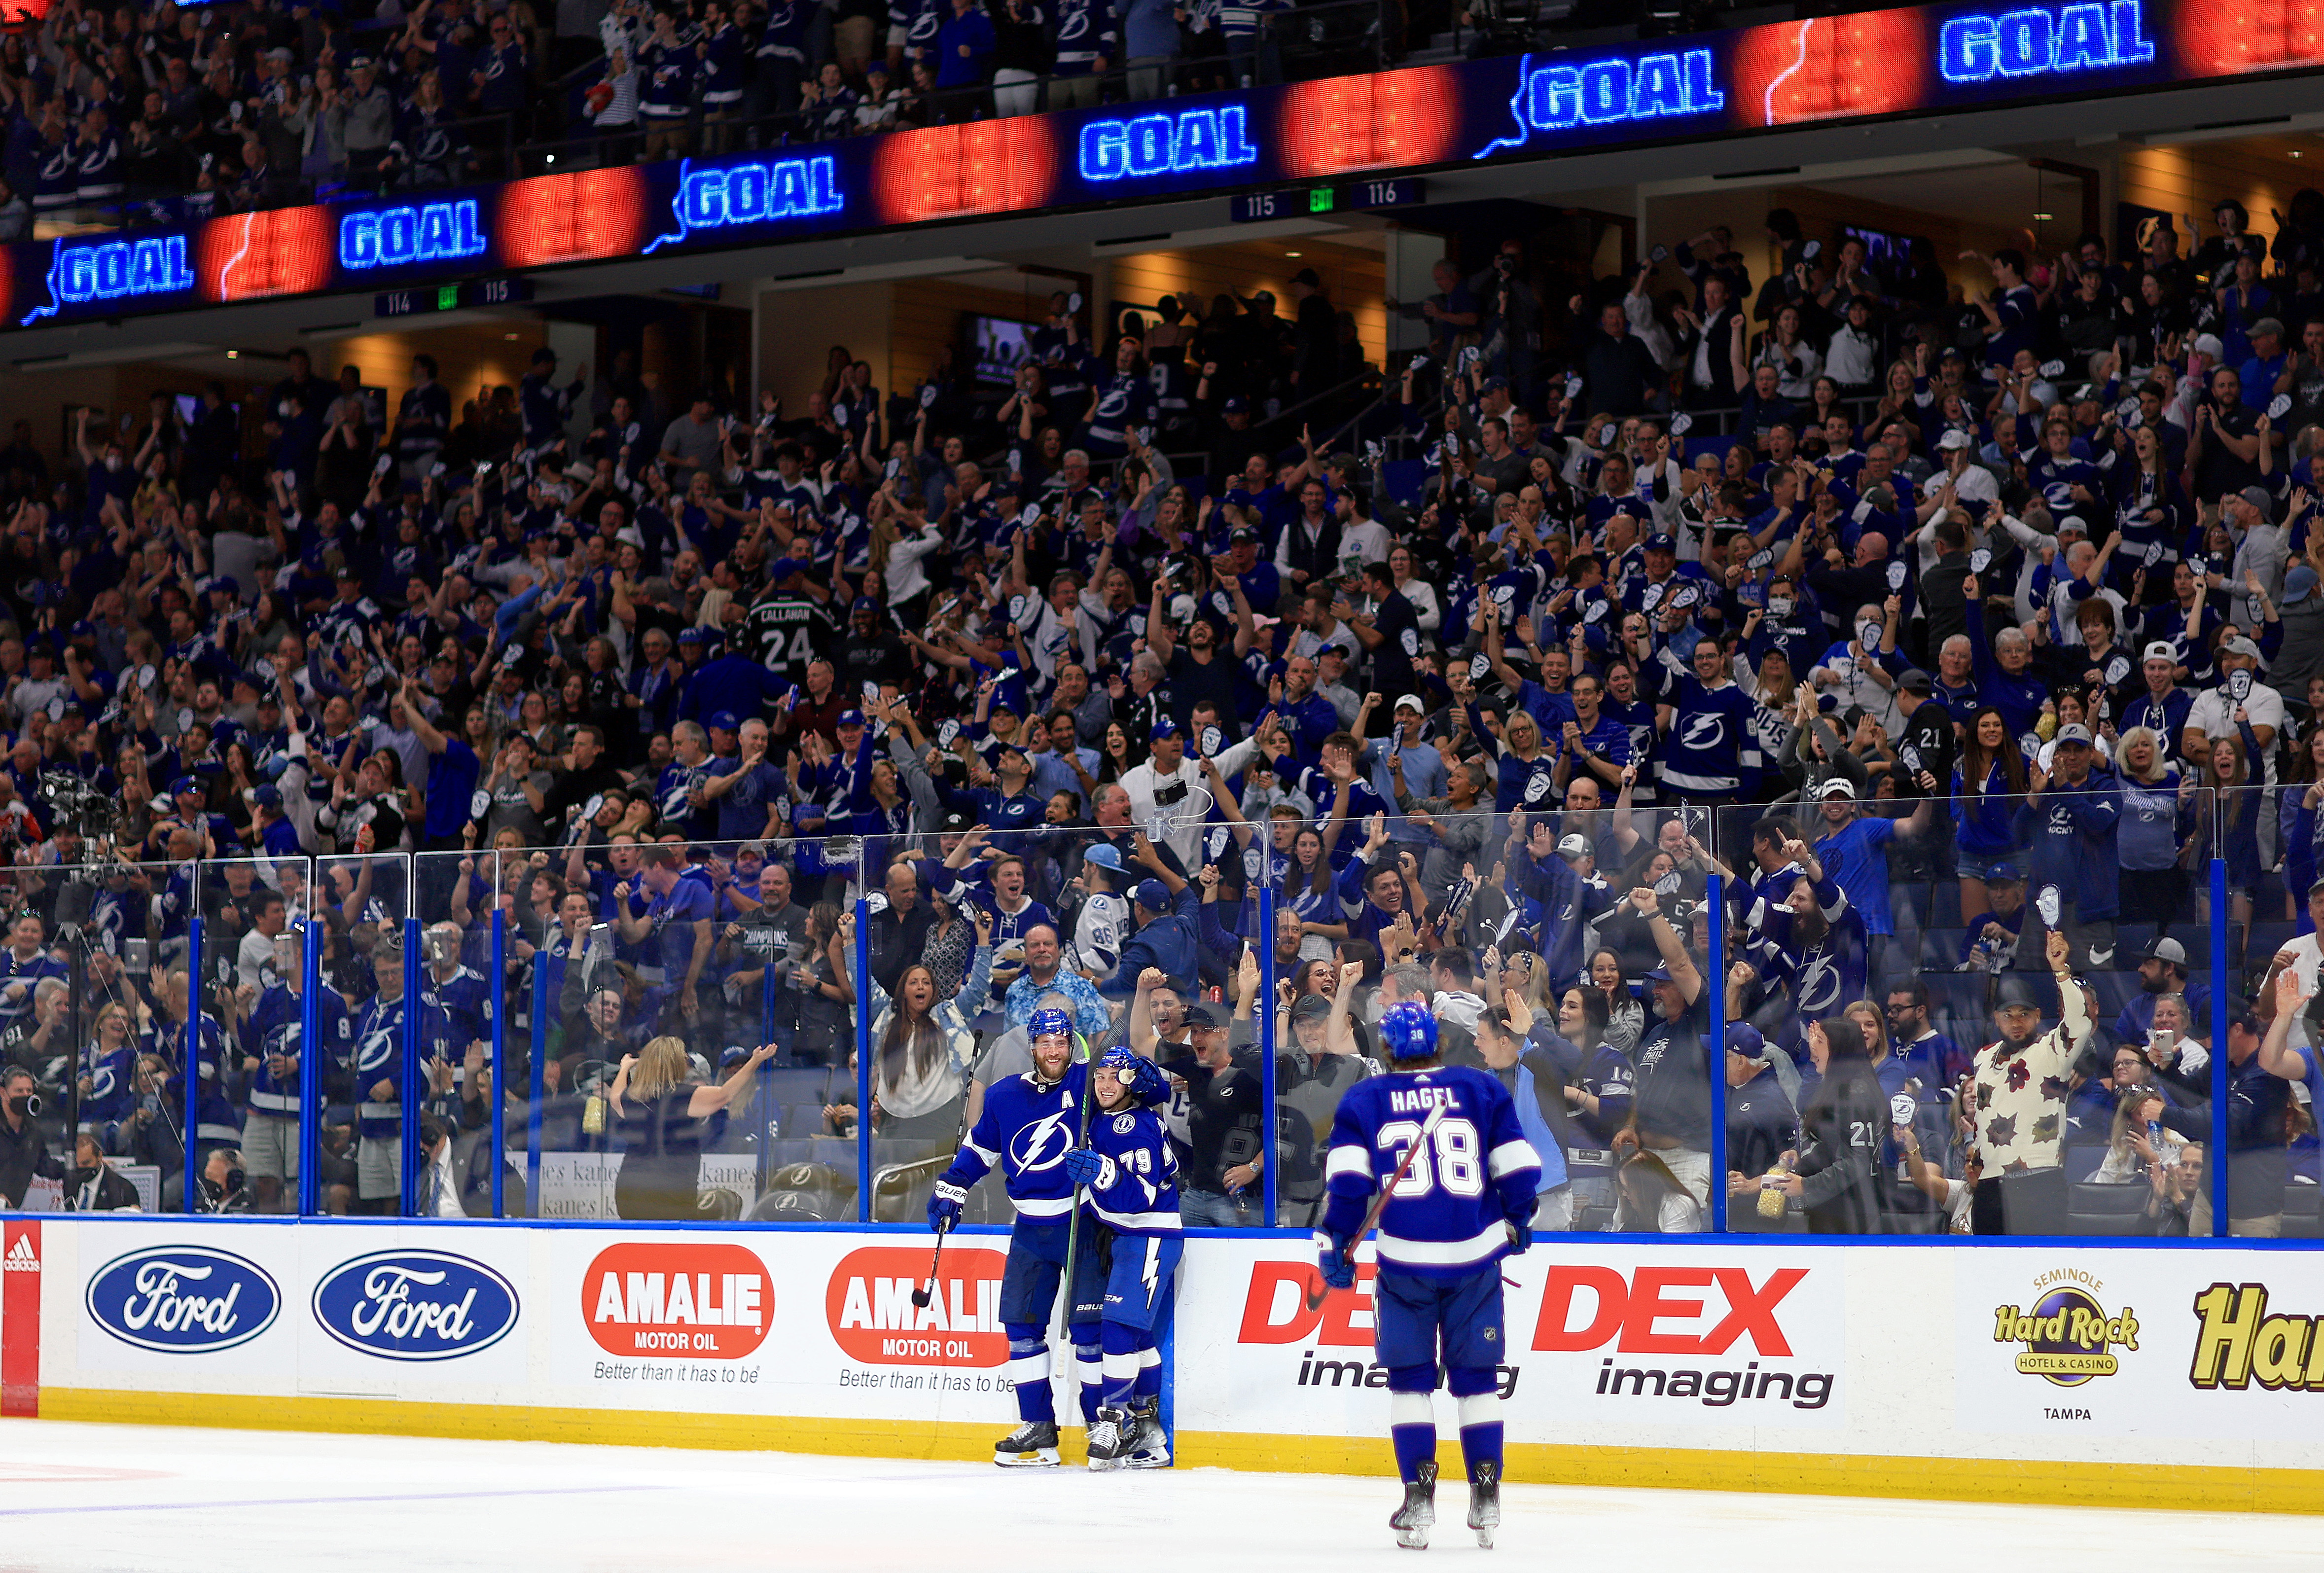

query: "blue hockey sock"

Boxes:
[1100, 1323, 1144, 1410]
[1073, 1338, 1102, 1424]
[1389, 1391, 1435, 1483]
[1456, 1393, 1503, 1481]
[1005, 1329, 1054, 1424]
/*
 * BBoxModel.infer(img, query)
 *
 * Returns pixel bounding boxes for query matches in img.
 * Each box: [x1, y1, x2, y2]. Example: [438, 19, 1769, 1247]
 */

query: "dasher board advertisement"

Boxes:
[1174, 1237, 1848, 1436]
[1955, 1249, 2324, 1440]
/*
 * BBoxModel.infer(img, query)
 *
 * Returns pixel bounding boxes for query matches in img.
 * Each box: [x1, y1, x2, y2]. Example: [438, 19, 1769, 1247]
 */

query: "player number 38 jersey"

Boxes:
[1323, 1067, 1538, 1279]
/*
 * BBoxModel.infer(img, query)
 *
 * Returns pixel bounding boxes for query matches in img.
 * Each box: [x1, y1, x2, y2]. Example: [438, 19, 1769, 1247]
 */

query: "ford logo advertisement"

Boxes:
[312, 1251, 520, 1361]
[86, 1246, 282, 1354]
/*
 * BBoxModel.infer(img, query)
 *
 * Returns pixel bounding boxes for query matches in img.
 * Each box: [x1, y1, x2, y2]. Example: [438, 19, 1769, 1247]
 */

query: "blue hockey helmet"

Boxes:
[1028, 1007, 1075, 1046]
[1097, 1044, 1170, 1108]
[1377, 1001, 1440, 1062]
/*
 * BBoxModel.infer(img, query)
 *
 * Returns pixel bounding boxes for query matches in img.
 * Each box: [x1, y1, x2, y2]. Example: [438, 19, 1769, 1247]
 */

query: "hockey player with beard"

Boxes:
[930, 1007, 1105, 1466]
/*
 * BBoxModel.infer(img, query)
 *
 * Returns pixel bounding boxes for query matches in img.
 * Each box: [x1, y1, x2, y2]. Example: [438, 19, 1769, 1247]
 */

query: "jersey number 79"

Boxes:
[1377, 1116, 1484, 1199]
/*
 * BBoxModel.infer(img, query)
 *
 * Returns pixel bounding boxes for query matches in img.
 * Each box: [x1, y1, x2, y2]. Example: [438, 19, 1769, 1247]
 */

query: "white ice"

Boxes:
[0, 1418, 2314, 1572]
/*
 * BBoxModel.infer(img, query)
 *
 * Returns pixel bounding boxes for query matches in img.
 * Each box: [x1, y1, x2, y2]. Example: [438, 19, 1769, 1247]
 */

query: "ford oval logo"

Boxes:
[311, 1250, 519, 1361]
[86, 1245, 281, 1354]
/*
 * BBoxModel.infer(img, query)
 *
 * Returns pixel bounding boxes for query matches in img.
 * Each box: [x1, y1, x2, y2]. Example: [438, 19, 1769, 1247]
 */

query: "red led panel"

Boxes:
[194, 207, 333, 303]
[500, 167, 651, 266]
[1277, 66, 1463, 178]
[1732, 11, 1930, 127]
[872, 118, 1057, 224]
[2179, 0, 2324, 76]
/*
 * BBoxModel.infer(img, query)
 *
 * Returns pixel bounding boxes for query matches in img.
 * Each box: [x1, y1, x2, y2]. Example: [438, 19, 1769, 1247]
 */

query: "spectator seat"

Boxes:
[2067, 1180, 2151, 1236]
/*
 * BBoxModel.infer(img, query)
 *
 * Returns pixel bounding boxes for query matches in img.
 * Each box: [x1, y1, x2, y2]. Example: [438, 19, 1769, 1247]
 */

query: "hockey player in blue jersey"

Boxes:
[930, 1006, 1105, 1467]
[1317, 1001, 1540, 1550]
[1065, 1045, 1180, 1469]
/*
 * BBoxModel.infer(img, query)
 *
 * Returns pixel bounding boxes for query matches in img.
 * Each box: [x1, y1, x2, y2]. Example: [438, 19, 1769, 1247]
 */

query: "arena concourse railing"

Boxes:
[2, 780, 2297, 1246]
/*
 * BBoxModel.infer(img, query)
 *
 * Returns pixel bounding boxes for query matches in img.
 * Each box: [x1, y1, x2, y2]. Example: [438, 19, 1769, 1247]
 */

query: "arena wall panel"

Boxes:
[8, 1217, 2324, 1511]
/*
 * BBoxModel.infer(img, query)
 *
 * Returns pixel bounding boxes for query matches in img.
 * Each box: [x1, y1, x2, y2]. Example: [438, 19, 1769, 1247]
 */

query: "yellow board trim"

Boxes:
[35, 1390, 2324, 1515]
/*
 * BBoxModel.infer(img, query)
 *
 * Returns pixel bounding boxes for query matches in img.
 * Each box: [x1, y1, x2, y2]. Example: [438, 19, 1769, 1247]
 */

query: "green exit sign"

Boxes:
[436, 285, 460, 311]
[1308, 187, 1336, 214]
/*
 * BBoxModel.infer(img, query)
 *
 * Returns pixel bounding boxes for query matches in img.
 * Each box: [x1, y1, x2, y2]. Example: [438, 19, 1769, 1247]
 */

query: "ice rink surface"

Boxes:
[0, 1419, 2316, 1573]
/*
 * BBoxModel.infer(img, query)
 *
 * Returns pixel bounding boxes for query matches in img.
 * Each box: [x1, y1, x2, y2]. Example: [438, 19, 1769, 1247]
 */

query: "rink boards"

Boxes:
[7, 1216, 2324, 1513]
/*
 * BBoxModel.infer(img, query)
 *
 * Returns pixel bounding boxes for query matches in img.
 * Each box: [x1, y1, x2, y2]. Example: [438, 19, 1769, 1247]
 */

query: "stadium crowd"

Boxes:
[3, 192, 2324, 1237]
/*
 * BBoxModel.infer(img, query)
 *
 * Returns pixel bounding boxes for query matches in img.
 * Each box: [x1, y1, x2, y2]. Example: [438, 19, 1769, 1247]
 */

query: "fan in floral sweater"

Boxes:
[1966, 929, 2093, 1233]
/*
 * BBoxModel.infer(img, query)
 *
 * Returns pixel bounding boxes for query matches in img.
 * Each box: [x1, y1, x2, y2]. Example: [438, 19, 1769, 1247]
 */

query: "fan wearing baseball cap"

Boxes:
[2120, 641, 2194, 745]
[2014, 719, 2121, 971]
[2182, 636, 2283, 788]
[1101, 873, 1199, 998]
[2118, 933, 2210, 1045]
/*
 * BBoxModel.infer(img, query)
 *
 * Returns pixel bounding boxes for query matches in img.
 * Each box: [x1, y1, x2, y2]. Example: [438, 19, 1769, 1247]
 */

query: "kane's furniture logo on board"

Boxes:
[826, 1245, 1009, 1366]
[2187, 1282, 2324, 1392]
[1991, 1267, 2139, 1386]
[85, 1245, 281, 1354]
[582, 1242, 773, 1358]
[312, 1250, 519, 1361]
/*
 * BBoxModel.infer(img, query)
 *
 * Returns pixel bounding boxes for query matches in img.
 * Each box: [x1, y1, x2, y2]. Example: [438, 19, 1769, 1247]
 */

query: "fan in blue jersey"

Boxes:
[929, 1006, 1103, 1467]
[235, 927, 352, 1213]
[349, 935, 409, 1213]
[1652, 636, 1763, 803]
[1065, 1044, 1179, 1469]
[1738, 837, 1866, 1026]
[1316, 1001, 1539, 1550]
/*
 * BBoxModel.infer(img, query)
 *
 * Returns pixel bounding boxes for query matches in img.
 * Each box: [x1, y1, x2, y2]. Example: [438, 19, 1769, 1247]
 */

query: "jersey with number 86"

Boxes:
[1321, 1066, 1539, 1280]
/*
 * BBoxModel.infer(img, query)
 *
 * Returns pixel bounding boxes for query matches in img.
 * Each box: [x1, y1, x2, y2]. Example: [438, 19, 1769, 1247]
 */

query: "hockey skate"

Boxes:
[1390, 1460, 1437, 1550]
[1124, 1398, 1171, 1469]
[1467, 1460, 1501, 1549]
[994, 1419, 1061, 1467]
[1084, 1406, 1131, 1470]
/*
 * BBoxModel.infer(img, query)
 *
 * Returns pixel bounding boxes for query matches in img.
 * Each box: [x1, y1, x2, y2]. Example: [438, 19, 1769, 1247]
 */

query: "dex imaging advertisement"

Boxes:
[1178, 1239, 1850, 1436]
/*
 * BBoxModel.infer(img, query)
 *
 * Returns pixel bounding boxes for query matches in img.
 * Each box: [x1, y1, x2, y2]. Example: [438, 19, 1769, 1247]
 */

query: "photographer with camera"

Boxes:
[0, 1064, 61, 1209]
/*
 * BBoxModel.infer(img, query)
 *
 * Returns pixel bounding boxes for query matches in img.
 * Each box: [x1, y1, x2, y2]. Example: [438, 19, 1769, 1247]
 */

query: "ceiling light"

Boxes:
[2033, 211, 2053, 220]
[224, 350, 238, 358]
[505, 332, 519, 340]
[1285, 250, 1301, 256]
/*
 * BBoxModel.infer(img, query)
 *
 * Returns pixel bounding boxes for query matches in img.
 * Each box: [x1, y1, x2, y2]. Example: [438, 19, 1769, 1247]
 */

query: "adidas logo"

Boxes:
[2, 1235, 37, 1272]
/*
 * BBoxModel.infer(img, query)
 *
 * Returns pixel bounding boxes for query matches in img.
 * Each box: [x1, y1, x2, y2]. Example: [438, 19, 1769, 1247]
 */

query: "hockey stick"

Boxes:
[913, 1041, 993, 1310]
[911, 1216, 954, 1310]
[1054, 1041, 1101, 1340]
[1305, 1099, 1448, 1314]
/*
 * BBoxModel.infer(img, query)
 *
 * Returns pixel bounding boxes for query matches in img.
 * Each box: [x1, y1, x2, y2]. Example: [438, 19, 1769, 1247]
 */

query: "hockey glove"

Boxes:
[1063, 1148, 1114, 1190]
[929, 1180, 967, 1232]
[1316, 1232, 1357, 1291]
[1504, 1217, 1533, 1256]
